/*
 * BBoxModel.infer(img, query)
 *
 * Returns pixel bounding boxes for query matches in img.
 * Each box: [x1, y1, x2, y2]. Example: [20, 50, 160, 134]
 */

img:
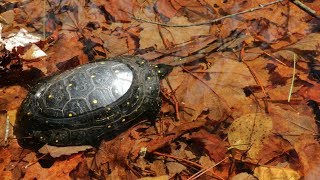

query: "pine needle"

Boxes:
[288, 54, 296, 102]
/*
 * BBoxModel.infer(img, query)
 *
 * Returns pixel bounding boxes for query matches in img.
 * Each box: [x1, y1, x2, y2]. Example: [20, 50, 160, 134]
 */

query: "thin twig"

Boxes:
[290, 0, 320, 19]
[188, 157, 228, 180]
[288, 54, 296, 102]
[153, 151, 224, 180]
[132, 0, 284, 27]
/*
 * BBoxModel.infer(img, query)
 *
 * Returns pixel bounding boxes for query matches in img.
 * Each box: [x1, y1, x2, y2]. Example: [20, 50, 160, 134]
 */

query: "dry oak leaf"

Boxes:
[23, 154, 85, 180]
[228, 113, 273, 160]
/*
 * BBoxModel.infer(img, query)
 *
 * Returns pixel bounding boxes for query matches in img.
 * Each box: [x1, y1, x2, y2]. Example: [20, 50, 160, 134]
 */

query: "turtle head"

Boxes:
[155, 64, 173, 79]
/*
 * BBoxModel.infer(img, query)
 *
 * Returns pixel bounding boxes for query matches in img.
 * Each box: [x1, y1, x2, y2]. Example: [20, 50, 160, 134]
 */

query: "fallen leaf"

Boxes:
[228, 113, 273, 160]
[150, 160, 167, 176]
[231, 172, 256, 180]
[187, 129, 228, 162]
[258, 135, 293, 165]
[0, 86, 27, 110]
[1, 28, 41, 51]
[254, 166, 300, 180]
[23, 154, 85, 180]
[198, 155, 215, 169]
[294, 135, 320, 179]
[95, 0, 137, 22]
[38, 144, 93, 158]
[269, 105, 317, 145]
[19, 44, 47, 60]
[165, 162, 186, 176]
[138, 175, 169, 180]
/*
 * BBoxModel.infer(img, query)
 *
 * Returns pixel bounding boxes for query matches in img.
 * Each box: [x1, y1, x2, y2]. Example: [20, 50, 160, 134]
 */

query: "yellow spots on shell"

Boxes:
[107, 125, 112, 128]
[68, 84, 73, 87]
[157, 70, 161, 73]
[93, 99, 98, 104]
[27, 112, 32, 115]
[68, 113, 73, 117]
[48, 94, 53, 99]
[55, 139, 59, 143]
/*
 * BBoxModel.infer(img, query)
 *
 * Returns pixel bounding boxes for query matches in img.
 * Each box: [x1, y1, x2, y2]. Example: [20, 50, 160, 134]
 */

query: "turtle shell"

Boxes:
[15, 56, 169, 147]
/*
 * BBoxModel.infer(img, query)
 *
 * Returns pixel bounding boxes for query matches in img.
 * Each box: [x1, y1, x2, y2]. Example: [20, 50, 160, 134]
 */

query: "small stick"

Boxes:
[290, 0, 320, 19]
[188, 157, 228, 180]
[132, 0, 284, 27]
[153, 151, 224, 180]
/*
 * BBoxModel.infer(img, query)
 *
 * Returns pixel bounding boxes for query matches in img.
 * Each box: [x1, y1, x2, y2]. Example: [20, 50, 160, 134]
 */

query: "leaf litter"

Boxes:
[0, 0, 320, 179]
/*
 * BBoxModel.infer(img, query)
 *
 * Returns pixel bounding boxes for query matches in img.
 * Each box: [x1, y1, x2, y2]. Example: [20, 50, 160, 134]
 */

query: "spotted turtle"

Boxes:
[15, 56, 173, 147]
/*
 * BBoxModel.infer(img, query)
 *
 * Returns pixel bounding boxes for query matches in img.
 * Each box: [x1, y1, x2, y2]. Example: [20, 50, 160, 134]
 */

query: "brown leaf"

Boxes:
[228, 113, 273, 160]
[0, 148, 12, 177]
[300, 85, 320, 103]
[187, 129, 228, 162]
[294, 135, 320, 179]
[254, 166, 300, 180]
[155, 0, 179, 18]
[165, 162, 186, 176]
[0, 86, 27, 110]
[96, 0, 137, 22]
[269, 105, 317, 145]
[38, 144, 93, 158]
[45, 33, 87, 74]
[258, 135, 293, 165]
[130, 120, 207, 159]
[23, 154, 85, 180]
